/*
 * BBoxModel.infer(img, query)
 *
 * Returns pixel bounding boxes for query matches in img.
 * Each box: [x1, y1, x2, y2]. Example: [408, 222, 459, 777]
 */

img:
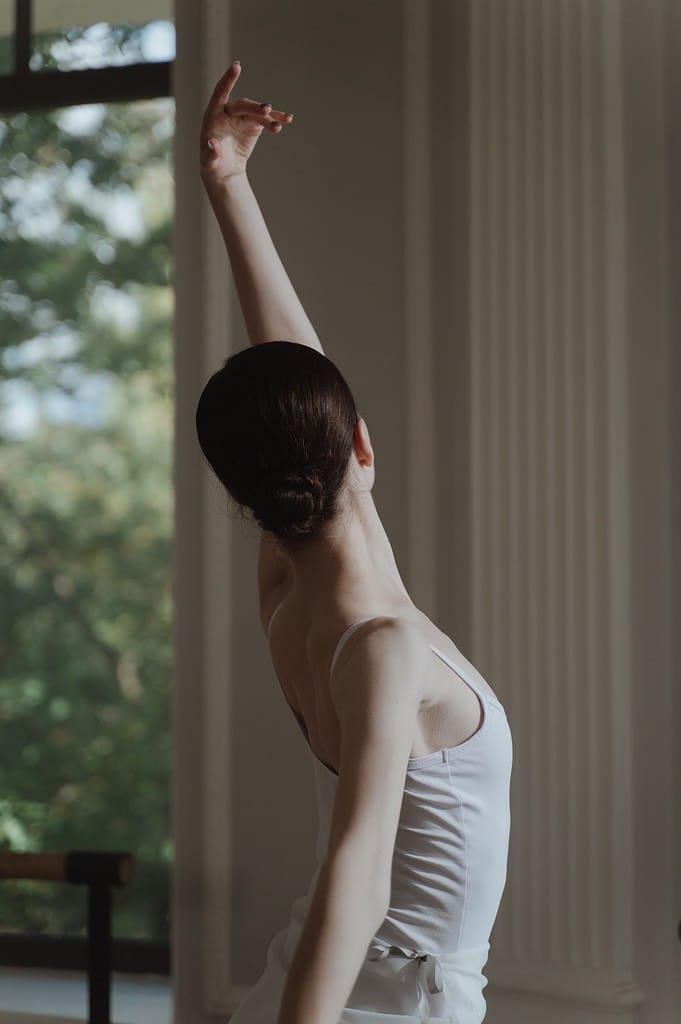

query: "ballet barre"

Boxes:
[0, 850, 135, 1024]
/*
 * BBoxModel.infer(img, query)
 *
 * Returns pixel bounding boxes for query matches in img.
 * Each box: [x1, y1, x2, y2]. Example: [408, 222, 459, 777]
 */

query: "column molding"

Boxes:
[198, 4, 239, 1014]
[468, 0, 644, 1016]
[172, 1, 240, 1020]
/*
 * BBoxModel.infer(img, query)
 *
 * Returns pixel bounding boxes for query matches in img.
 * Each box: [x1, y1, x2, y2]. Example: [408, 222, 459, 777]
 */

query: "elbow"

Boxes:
[375, 893, 391, 929]
[362, 886, 391, 934]
[322, 846, 391, 928]
[367, 881, 391, 928]
[372, 874, 392, 924]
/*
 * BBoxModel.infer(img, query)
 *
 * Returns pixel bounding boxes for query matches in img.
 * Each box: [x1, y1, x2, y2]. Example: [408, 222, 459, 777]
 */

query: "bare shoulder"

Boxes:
[257, 533, 291, 631]
[329, 615, 431, 714]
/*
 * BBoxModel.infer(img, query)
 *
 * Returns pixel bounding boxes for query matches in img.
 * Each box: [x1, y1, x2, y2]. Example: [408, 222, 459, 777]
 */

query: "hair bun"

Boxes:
[271, 471, 324, 502]
[255, 470, 325, 536]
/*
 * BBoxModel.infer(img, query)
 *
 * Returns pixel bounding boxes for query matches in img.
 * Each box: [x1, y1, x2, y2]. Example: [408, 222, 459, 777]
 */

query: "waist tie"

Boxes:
[366, 940, 490, 1024]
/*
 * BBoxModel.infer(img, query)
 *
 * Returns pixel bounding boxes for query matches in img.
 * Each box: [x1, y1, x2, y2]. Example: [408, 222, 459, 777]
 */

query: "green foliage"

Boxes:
[0, 97, 174, 940]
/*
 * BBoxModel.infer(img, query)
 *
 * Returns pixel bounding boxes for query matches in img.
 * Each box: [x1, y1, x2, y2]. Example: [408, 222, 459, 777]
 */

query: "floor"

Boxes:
[0, 967, 172, 1024]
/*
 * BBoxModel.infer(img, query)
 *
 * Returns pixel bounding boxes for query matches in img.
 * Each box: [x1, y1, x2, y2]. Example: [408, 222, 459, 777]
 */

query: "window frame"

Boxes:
[0, 0, 173, 979]
[0, 0, 172, 111]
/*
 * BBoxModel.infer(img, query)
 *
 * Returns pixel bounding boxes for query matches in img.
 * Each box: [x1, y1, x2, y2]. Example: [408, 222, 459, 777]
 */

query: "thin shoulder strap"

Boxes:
[266, 599, 286, 638]
[329, 616, 382, 678]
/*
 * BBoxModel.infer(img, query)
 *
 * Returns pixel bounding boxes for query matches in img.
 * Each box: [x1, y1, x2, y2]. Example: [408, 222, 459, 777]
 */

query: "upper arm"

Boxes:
[253, 336, 326, 355]
[325, 618, 430, 910]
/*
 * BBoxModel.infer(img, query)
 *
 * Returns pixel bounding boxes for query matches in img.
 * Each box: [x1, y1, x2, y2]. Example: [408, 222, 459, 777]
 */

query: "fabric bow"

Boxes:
[367, 942, 445, 1024]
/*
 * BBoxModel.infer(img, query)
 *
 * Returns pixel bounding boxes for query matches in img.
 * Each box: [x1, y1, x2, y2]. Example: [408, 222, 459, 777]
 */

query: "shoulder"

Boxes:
[257, 533, 291, 632]
[329, 615, 431, 716]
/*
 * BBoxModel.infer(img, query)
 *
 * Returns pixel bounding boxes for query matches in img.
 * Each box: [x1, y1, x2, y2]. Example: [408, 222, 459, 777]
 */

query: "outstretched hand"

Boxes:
[199, 61, 293, 187]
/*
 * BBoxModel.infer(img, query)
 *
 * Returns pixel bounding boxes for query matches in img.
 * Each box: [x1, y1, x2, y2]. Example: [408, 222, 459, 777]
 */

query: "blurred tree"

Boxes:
[0, 94, 173, 940]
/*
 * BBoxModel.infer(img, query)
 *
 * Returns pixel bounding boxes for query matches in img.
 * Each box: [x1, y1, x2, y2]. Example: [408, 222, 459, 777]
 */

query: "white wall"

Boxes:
[172, 2, 680, 1022]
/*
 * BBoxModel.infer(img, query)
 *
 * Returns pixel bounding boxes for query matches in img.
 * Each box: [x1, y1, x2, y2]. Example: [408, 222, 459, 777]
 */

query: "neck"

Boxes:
[278, 491, 410, 606]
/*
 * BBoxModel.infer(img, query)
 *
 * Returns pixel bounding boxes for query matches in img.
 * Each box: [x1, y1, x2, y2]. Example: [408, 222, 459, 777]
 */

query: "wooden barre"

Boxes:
[0, 850, 134, 885]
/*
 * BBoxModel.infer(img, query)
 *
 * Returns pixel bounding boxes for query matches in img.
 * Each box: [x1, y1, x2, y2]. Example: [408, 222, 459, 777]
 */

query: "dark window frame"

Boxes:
[0, 0, 172, 111]
[0, 0, 173, 978]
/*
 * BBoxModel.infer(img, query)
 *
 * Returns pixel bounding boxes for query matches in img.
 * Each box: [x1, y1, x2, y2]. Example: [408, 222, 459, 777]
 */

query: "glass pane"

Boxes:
[0, 95, 174, 941]
[0, 2, 14, 76]
[32, 0, 174, 72]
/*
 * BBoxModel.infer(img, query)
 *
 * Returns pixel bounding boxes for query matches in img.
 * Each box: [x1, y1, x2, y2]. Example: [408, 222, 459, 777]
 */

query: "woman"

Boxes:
[195, 62, 512, 1024]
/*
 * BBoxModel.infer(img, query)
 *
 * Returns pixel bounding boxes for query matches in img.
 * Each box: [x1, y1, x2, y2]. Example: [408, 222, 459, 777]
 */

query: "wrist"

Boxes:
[201, 170, 251, 199]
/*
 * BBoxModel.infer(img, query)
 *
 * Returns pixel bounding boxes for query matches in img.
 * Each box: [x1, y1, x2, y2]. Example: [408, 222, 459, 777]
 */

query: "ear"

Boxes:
[354, 417, 374, 468]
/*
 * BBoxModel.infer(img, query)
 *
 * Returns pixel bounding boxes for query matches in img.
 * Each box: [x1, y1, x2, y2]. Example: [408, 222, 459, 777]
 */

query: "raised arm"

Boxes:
[199, 61, 324, 353]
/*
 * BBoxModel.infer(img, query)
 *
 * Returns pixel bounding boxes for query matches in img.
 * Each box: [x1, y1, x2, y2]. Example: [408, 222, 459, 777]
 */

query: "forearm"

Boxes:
[277, 852, 388, 1024]
[202, 173, 323, 351]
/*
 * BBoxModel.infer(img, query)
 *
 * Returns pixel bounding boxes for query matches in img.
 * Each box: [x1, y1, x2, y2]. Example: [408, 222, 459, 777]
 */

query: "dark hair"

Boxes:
[195, 341, 360, 545]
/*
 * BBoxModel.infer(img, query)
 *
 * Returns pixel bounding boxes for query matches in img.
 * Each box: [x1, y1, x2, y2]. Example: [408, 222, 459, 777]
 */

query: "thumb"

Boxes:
[201, 136, 221, 169]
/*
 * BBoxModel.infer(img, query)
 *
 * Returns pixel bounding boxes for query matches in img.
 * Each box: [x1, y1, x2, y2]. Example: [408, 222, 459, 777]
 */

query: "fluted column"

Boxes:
[467, 0, 658, 1018]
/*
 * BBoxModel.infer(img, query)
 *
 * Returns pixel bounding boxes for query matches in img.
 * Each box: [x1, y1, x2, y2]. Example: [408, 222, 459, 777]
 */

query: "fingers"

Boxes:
[208, 61, 295, 128]
[228, 97, 294, 130]
[269, 107, 294, 125]
[209, 61, 241, 112]
[206, 62, 295, 139]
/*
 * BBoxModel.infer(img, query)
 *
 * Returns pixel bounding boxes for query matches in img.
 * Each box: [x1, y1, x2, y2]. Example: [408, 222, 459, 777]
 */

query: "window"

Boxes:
[0, 1, 172, 110]
[0, 0, 174, 977]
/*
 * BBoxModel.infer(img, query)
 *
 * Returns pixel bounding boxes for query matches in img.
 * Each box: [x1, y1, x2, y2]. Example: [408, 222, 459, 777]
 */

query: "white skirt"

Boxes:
[229, 892, 491, 1024]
